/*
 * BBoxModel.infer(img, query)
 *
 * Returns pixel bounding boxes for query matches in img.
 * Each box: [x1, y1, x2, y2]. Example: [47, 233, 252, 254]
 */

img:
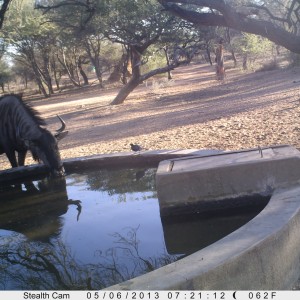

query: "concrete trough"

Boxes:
[2, 145, 300, 289]
[109, 185, 300, 290]
[156, 145, 300, 217]
[107, 145, 300, 290]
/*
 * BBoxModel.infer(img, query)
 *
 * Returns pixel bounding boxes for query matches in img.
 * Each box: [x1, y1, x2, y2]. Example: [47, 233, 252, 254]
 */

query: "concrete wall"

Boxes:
[106, 146, 300, 290]
[108, 185, 300, 290]
[156, 145, 300, 216]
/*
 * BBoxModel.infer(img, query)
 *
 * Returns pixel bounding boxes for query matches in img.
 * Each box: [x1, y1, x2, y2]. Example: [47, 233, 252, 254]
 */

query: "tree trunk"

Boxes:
[24, 73, 28, 89]
[51, 55, 61, 90]
[54, 75, 60, 90]
[53, 69, 61, 91]
[107, 53, 128, 84]
[78, 57, 89, 86]
[206, 45, 213, 65]
[231, 49, 237, 67]
[108, 46, 131, 85]
[31, 60, 49, 97]
[89, 55, 103, 87]
[24, 46, 50, 97]
[243, 53, 248, 70]
[79, 67, 89, 86]
[109, 39, 189, 105]
[57, 52, 81, 87]
[121, 51, 131, 84]
[94, 64, 103, 87]
[110, 77, 140, 105]
[35, 76, 48, 97]
[84, 37, 104, 87]
[215, 41, 225, 80]
[163, 46, 172, 80]
[226, 28, 237, 67]
[110, 46, 141, 105]
[42, 55, 54, 95]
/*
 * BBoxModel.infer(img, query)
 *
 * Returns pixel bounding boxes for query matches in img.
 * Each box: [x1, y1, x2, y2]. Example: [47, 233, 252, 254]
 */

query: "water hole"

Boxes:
[0, 167, 268, 290]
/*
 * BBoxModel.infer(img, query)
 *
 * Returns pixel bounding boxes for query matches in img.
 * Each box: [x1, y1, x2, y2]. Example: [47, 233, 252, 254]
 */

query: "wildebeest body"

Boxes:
[0, 94, 67, 176]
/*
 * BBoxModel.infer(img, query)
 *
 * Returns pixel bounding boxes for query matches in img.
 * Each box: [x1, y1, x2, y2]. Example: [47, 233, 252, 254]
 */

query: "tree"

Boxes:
[157, 0, 300, 54]
[55, 32, 89, 88]
[11, 59, 36, 89]
[231, 32, 272, 70]
[103, 0, 194, 105]
[0, 0, 11, 29]
[83, 34, 105, 87]
[36, 1, 126, 89]
[0, 59, 11, 92]
[35, 0, 198, 105]
[1, 0, 59, 97]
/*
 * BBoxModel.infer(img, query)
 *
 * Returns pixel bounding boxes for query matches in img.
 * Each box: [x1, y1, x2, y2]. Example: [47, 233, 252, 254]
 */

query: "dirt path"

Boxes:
[1, 63, 300, 169]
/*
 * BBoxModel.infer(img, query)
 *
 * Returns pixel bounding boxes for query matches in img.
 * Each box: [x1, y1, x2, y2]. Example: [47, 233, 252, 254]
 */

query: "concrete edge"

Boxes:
[0, 149, 222, 183]
[156, 145, 300, 210]
[108, 185, 300, 290]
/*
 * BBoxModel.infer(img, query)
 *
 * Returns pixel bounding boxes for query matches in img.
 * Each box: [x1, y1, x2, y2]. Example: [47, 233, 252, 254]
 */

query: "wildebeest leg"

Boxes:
[5, 149, 18, 167]
[18, 150, 27, 166]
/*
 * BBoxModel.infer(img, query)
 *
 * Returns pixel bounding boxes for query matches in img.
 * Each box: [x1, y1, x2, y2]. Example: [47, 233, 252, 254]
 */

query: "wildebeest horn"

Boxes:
[56, 115, 66, 133]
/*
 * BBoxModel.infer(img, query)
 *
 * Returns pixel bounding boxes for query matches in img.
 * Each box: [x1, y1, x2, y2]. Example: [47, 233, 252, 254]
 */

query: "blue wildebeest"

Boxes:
[0, 94, 68, 176]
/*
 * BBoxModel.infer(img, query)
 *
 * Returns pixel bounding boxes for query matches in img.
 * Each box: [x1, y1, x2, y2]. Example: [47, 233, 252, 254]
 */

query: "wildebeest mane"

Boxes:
[0, 94, 46, 127]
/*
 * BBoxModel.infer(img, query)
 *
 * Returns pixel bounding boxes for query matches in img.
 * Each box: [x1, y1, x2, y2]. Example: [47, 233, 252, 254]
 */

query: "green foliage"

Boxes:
[0, 0, 252, 96]
[36, 0, 110, 33]
[99, 39, 122, 66]
[3, 0, 57, 44]
[232, 33, 272, 56]
[141, 46, 166, 74]
[104, 0, 172, 45]
[0, 59, 12, 86]
[1, 0, 58, 74]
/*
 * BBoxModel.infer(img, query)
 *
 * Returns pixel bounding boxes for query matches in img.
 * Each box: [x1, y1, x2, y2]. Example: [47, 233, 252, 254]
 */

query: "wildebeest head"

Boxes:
[26, 116, 68, 177]
[0, 94, 68, 176]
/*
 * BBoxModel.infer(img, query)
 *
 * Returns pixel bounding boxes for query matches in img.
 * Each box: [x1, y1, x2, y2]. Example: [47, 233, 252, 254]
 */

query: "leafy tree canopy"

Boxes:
[158, 0, 300, 53]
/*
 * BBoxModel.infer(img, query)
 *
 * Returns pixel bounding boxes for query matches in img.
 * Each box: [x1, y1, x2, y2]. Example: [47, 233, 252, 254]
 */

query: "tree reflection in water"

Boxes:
[0, 168, 181, 290]
[0, 227, 180, 290]
[0, 234, 93, 290]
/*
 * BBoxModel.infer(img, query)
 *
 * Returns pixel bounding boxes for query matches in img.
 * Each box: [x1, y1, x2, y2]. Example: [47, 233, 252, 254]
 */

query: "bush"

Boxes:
[256, 60, 279, 72]
[289, 52, 300, 67]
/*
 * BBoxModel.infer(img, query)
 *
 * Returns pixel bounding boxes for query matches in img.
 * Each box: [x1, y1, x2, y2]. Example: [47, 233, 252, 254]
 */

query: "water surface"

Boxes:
[0, 167, 267, 290]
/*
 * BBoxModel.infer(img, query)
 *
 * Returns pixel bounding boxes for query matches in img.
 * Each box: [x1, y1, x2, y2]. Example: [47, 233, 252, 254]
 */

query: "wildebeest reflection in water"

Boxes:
[0, 177, 81, 242]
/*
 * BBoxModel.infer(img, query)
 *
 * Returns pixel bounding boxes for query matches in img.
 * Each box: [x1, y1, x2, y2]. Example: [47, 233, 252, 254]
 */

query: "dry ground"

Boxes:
[1, 63, 300, 169]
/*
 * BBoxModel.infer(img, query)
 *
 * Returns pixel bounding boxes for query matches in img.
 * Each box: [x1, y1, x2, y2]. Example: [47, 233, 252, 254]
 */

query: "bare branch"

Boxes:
[287, 0, 298, 25]
[247, 3, 290, 25]
[35, 0, 96, 30]
[35, 0, 92, 13]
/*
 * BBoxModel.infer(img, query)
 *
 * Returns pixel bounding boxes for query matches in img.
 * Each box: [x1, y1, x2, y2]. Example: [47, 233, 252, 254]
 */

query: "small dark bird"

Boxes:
[258, 146, 263, 158]
[130, 143, 142, 152]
